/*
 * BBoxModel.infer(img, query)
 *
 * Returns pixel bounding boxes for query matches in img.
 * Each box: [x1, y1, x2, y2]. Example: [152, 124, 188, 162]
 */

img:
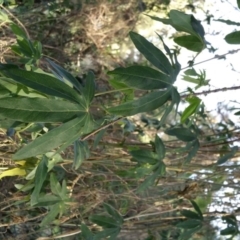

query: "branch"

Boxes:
[181, 49, 240, 70]
[181, 85, 240, 98]
[81, 117, 123, 141]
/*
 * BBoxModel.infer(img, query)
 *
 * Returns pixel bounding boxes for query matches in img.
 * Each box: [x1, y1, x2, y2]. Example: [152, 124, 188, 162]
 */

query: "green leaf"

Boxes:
[108, 88, 171, 116]
[190, 200, 203, 220]
[82, 71, 95, 106]
[156, 33, 181, 83]
[146, 14, 173, 25]
[169, 10, 199, 37]
[137, 162, 165, 192]
[90, 215, 119, 228]
[0, 97, 85, 123]
[95, 228, 121, 239]
[0, 83, 11, 97]
[184, 68, 198, 76]
[81, 224, 94, 239]
[177, 219, 202, 229]
[179, 225, 202, 240]
[174, 35, 204, 52]
[129, 31, 173, 75]
[10, 23, 28, 40]
[225, 31, 240, 44]
[0, 77, 46, 98]
[220, 226, 238, 235]
[234, 110, 240, 115]
[181, 96, 201, 123]
[34, 194, 61, 206]
[108, 66, 172, 90]
[50, 173, 62, 197]
[154, 135, 165, 160]
[238, 0, 240, 9]
[165, 127, 196, 142]
[0, 10, 11, 23]
[171, 86, 181, 113]
[40, 203, 60, 227]
[82, 112, 96, 134]
[16, 38, 34, 57]
[103, 203, 123, 226]
[34, 41, 42, 59]
[108, 78, 134, 101]
[181, 210, 202, 220]
[73, 140, 89, 170]
[46, 58, 82, 93]
[214, 19, 240, 26]
[217, 146, 238, 165]
[185, 139, 200, 163]
[222, 215, 238, 226]
[31, 155, 48, 206]
[13, 116, 86, 160]
[0, 64, 83, 105]
[130, 149, 158, 165]
[93, 128, 107, 149]
[190, 15, 205, 39]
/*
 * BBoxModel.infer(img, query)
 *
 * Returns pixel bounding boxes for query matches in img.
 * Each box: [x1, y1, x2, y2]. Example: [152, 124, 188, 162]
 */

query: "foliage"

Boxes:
[0, 0, 240, 239]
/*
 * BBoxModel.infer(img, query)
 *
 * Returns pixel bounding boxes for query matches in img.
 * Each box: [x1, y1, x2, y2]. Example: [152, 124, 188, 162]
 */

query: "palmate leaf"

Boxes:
[108, 88, 171, 116]
[95, 228, 121, 240]
[108, 66, 172, 90]
[13, 116, 87, 160]
[156, 33, 181, 81]
[90, 215, 119, 228]
[81, 224, 95, 240]
[147, 10, 205, 52]
[0, 64, 83, 105]
[148, 11, 204, 39]
[46, 58, 83, 92]
[0, 77, 46, 98]
[129, 32, 173, 75]
[0, 97, 85, 123]
[103, 203, 123, 226]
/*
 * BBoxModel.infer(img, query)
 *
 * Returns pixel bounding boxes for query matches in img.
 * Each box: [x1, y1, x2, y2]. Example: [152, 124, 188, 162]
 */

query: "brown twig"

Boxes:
[181, 49, 240, 70]
[181, 85, 240, 98]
